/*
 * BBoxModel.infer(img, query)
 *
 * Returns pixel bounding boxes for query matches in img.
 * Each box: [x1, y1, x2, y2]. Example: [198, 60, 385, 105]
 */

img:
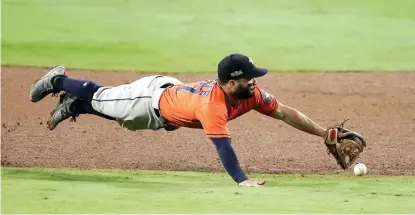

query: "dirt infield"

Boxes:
[2, 66, 415, 175]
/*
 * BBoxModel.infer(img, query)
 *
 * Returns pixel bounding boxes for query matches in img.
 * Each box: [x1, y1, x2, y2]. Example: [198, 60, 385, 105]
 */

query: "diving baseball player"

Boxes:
[30, 53, 367, 187]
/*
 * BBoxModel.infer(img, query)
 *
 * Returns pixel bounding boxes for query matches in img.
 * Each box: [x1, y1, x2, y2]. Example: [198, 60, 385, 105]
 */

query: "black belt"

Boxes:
[155, 108, 178, 131]
[154, 82, 174, 118]
[154, 83, 178, 131]
[154, 108, 161, 118]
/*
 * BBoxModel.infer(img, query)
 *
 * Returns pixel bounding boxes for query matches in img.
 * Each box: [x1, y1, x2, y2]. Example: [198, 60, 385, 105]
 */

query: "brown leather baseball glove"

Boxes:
[324, 119, 367, 169]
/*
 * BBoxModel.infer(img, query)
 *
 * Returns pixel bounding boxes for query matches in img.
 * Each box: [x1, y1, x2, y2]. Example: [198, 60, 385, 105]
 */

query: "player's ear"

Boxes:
[229, 80, 237, 87]
[253, 78, 258, 85]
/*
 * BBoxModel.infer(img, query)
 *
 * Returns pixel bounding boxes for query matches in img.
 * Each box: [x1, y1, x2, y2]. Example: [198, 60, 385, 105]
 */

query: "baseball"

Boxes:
[353, 163, 368, 176]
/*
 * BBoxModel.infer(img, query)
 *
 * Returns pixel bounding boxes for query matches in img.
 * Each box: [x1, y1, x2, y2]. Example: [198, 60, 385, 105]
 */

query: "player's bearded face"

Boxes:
[233, 78, 256, 99]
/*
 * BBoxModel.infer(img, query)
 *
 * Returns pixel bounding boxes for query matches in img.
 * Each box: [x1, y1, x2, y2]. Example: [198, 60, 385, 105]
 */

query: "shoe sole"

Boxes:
[30, 66, 67, 102]
[47, 95, 69, 130]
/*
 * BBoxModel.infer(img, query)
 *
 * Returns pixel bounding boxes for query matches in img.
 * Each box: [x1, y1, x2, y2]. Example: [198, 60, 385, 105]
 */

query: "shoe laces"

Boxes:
[70, 114, 79, 122]
[58, 92, 79, 122]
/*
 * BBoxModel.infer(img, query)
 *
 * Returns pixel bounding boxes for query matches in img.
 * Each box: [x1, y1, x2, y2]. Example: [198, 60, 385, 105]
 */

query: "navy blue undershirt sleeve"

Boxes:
[210, 137, 248, 183]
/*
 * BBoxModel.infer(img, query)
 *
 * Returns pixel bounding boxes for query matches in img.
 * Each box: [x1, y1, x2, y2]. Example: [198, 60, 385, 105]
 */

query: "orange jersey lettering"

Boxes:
[159, 80, 279, 138]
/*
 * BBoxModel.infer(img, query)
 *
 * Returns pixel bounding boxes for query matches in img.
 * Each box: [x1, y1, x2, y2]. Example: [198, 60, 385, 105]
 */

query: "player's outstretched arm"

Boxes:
[195, 103, 265, 187]
[210, 137, 266, 187]
[272, 103, 326, 139]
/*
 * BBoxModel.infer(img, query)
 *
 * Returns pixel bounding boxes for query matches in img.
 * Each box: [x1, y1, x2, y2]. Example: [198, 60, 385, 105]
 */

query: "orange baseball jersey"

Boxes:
[158, 80, 279, 138]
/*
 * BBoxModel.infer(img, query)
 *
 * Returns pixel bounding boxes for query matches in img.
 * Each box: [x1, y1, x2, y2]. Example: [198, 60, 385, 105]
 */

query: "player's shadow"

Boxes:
[3, 168, 175, 188]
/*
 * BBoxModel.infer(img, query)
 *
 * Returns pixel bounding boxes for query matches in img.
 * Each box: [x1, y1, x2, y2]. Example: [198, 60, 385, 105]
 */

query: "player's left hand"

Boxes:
[324, 119, 367, 169]
[238, 179, 266, 187]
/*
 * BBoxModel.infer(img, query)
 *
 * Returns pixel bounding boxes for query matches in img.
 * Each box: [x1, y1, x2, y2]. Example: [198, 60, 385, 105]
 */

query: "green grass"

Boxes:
[2, 0, 415, 72]
[2, 167, 415, 214]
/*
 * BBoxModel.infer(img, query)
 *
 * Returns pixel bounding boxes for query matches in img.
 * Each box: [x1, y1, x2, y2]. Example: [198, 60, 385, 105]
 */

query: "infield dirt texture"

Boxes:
[2, 66, 415, 175]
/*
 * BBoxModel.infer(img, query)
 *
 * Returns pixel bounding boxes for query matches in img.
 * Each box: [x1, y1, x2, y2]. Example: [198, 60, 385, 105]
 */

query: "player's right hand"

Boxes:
[238, 179, 266, 187]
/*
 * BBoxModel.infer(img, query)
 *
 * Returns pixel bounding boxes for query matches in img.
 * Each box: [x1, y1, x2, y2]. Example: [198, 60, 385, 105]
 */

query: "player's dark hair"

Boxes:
[217, 76, 245, 86]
